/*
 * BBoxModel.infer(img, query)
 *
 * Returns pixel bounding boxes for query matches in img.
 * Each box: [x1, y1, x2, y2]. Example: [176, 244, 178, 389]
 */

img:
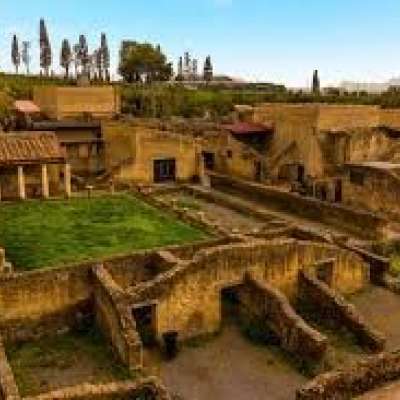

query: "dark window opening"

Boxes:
[202, 152, 215, 170]
[227, 150, 233, 159]
[316, 261, 334, 287]
[350, 170, 365, 186]
[153, 159, 176, 183]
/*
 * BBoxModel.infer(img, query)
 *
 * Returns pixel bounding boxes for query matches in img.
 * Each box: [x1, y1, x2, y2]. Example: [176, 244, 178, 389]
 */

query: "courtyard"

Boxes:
[6, 328, 131, 397]
[0, 194, 207, 270]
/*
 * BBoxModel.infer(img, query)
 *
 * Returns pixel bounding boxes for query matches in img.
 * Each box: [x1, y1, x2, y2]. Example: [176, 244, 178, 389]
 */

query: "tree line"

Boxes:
[11, 19, 111, 81]
[9, 19, 215, 84]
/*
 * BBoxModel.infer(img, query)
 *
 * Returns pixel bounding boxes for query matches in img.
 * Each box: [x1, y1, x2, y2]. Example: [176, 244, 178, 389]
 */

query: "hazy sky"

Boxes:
[1, 0, 400, 86]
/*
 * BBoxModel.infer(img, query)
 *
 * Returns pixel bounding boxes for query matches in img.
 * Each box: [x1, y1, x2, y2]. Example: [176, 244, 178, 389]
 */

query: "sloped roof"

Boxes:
[0, 132, 65, 166]
[222, 122, 274, 135]
[14, 100, 41, 114]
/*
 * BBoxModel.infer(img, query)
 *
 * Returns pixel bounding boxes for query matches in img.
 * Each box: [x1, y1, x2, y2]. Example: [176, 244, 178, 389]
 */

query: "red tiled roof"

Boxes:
[222, 122, 274, 135]
[14, 100, 41, 114]
[0, 132, 65, 165]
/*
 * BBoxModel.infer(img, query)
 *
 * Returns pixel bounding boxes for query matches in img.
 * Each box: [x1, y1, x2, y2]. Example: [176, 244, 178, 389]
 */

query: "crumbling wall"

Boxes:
[0, 264, 93, 343]
[0, 338, 20, 400]
[129, 240, 368, 342]
[297, 350, 400, 400]
[93, 265, 142, 371]
[343, 166, 400, 220]
[318, 105, 380, 131]
[298, 270, 385, 352]
[24, 377, 171, 400]
[211, 173, 387, 240]
[380, 109, 400, 129]
[239, 276, 328, 362]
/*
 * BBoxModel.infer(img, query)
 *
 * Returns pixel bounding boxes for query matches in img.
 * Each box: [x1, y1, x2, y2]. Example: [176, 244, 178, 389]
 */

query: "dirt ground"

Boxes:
[350, 286, 400, 351]
[144, 324, 307, 400]
[7, 330, 130, 396]
[158, 193, 269, 233]
[357, 381, 400, 399]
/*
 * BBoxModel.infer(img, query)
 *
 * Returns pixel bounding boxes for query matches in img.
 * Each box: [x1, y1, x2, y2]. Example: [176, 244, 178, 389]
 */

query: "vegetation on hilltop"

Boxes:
[3, 72, 400, 120]
[0, 72, 74, 100]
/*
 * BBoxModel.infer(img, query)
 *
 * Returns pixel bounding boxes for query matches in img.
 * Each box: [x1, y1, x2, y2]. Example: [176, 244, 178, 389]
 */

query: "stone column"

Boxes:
[17, 165, 26, 200]
[64, 163, 72, 198]
[41, 164, 49, 199]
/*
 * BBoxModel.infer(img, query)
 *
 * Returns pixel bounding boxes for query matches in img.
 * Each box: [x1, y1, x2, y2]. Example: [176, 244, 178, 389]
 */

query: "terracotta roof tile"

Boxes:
[222, 122, 274, 135]
[0, 132, 65, 165]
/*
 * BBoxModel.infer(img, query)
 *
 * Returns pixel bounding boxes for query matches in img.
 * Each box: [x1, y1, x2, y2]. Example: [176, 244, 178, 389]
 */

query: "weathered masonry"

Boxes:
[0, 132, 71, 200]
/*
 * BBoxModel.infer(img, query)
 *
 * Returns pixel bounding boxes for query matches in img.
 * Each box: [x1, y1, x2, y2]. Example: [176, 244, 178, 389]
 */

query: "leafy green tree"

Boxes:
[60, 39, 72, 79]
[119, 41, 172, 83]
[11, 35, 20, 74]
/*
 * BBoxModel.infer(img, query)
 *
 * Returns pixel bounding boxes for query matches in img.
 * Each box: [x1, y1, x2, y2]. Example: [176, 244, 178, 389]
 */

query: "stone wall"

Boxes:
[33, 86, 120, 120]
[210, 173, 388, 240]
[317, 106, 380, 131]
[342, 165, 400, 220]
[201, 130, 263, 181]
[239, 275, 328, 362]
[0, 338, 20, 400]
[128, 240, 368, 342]
[0, 264, 93, 343]
[297, 350, 400, 400]
[25, 377, 171, 400]
[298, 270, 385, 352]
[103, 121, 199, 184]
[380, 109, 400, 129]
[93, 265, 143, 371]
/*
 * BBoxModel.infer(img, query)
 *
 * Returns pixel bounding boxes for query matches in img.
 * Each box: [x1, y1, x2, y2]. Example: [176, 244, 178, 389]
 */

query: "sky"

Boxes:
[1, 0, 400, 87]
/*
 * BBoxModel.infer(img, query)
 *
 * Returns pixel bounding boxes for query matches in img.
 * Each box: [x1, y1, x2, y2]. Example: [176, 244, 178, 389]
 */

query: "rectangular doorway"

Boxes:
[132, 304, 157, 347]
[202, 152, 215, 171]
[334, 180, 342, 202]
[153, 159, 176, 183]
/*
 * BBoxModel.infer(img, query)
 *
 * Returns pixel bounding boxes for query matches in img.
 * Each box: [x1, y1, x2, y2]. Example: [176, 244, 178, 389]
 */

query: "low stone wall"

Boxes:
[185, 184, 283, 226]
[0, 264, 94, 343]
[210, 173, 387, 240]
[297, 350, 400, 400]
[240, 275, 328, 362]
[25, 377, 171, 400]
[343, 244, 390, 286]
[0, 338, 20, 400]
[93, 265, 143, 371]
[298, 270, 385, 352]
[128, 239, 369, 341]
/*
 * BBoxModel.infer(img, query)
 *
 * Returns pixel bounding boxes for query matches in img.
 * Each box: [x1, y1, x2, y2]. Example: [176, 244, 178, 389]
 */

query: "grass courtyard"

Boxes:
[0, 194, 207, 270]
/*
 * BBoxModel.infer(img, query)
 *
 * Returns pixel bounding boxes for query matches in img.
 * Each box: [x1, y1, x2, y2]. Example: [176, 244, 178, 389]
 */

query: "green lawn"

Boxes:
[0, 195, 207, 270]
